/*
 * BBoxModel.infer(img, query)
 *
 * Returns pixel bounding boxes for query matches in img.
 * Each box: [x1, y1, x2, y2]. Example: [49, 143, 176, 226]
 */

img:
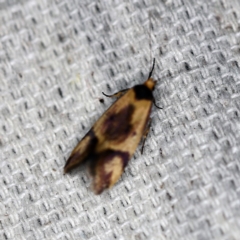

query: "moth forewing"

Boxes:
[64, 131, 98, 174]
[64, 60, 157, 194]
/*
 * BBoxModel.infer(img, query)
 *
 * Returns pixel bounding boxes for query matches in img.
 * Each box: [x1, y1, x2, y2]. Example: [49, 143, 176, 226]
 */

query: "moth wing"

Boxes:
[64, 83, 153, 194]
[64, 130, 97, 173]
[93, 87, 153, 156]
[63, 90, 133, 175]
[90, 149, 130, 194]
[90, 88, 153, 194]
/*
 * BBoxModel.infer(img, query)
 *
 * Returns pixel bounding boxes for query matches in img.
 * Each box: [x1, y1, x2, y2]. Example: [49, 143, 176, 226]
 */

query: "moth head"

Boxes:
[144, 58, 156, 91]
[144, 77, 156, 91]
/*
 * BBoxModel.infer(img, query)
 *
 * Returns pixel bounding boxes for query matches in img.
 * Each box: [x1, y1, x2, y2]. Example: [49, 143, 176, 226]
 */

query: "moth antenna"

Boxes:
[147, 11, 155, 80]
[102, 89, 129, 98]
[149, 11, 153, 68]
[148, 58, 155, 79]
[102, 92, 112, 97]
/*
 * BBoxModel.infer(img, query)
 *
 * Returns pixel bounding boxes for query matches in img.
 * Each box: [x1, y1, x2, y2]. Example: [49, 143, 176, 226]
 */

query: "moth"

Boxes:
[64, 59, 161, 194]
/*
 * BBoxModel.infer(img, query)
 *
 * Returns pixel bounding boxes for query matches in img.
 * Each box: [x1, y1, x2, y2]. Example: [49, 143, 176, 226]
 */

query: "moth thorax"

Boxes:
[144, 78, 156, 91]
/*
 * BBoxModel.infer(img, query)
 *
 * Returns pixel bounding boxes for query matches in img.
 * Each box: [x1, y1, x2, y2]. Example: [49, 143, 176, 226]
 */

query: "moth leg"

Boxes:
[141, 119, 152, 154]
[102, 89, 129, 98]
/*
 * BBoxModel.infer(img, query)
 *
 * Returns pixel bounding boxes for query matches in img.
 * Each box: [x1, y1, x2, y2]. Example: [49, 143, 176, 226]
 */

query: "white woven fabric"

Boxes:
[1, 0, 240, 239]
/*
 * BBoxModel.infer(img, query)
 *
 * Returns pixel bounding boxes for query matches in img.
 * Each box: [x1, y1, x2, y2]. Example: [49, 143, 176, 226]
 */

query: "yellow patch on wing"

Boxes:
[91, 151, 127, 194]
[105, 157, 123, 186]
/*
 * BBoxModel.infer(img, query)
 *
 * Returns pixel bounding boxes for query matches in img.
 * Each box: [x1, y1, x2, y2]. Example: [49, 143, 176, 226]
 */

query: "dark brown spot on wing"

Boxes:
[102, 104, 135, 142]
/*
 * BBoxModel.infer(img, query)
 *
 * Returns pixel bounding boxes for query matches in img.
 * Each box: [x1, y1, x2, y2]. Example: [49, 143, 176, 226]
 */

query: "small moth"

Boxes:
[64, 59, 161, 194]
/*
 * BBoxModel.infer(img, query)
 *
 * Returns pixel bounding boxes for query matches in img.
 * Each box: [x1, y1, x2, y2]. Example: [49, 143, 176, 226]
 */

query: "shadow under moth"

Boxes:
[64, 59, 161, 194]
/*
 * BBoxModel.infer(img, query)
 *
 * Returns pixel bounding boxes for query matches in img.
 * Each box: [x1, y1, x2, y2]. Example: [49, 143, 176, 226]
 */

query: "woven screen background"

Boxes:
[1, 0, 240, 239]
